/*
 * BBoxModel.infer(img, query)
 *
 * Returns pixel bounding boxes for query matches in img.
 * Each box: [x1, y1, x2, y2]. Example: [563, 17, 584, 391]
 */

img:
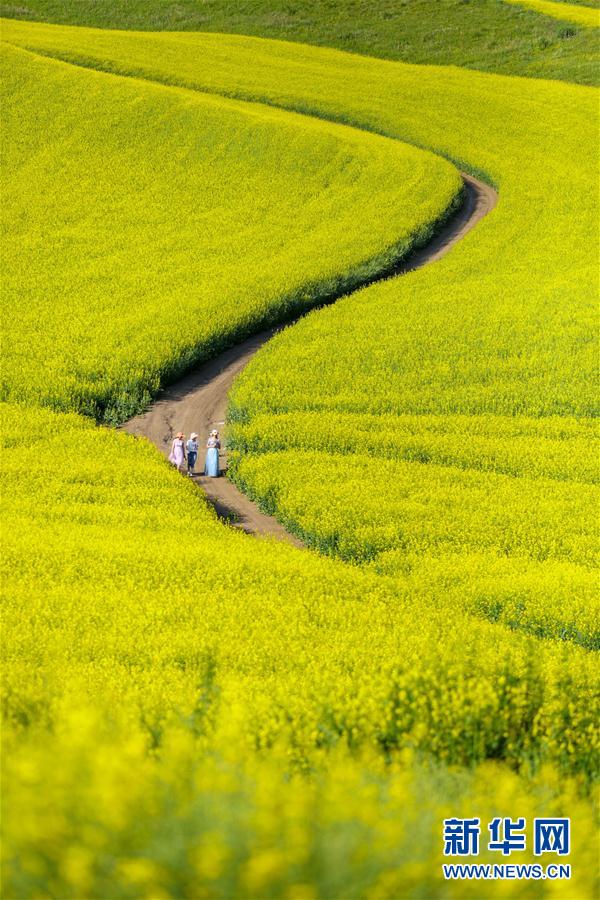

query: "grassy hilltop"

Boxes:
[1, 0, 598, 84]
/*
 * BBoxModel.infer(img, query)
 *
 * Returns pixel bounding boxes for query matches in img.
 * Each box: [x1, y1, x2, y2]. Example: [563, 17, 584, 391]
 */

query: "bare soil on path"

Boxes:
[122, 174, 497, 546]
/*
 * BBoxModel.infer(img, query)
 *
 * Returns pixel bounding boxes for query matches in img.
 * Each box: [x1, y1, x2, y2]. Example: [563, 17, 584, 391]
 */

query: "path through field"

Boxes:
[123, 173, 497, 544]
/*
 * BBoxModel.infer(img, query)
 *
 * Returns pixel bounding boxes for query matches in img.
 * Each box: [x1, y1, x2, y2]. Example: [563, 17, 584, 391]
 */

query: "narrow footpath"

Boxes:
[123, 174, 497, 546]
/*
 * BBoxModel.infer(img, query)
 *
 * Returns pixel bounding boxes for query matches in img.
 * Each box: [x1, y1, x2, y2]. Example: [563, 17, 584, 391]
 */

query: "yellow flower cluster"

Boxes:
[4, 727, 598, 899]
[504, 0, 600, 29]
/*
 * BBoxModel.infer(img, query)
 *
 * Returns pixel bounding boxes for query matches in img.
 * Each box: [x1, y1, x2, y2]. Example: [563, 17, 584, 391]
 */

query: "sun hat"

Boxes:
[176, 431, 184, 439]
[191, 432, 198, 439]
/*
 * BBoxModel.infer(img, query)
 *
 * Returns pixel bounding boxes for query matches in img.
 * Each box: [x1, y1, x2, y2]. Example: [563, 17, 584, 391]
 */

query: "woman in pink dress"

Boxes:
[168, 431, 186, 471]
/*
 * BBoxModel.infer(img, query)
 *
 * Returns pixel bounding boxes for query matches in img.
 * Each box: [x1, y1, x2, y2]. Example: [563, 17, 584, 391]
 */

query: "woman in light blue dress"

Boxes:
[204, 430, 220, 477]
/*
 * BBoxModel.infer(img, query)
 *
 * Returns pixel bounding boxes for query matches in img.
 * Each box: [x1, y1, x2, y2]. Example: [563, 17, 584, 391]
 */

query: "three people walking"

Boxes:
[169, 429, 221, 477]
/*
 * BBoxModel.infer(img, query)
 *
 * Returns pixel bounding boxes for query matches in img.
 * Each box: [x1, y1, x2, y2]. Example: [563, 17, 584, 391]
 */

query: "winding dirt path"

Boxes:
[123, 173, 497, 546]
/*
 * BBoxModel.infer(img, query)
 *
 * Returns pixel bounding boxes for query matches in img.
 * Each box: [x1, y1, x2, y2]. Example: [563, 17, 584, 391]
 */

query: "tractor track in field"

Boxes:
[122, 173, 497, 547]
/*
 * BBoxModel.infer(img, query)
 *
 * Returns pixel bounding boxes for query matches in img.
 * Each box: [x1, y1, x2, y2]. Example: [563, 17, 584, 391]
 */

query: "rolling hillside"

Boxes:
[1, 14, 598, 900]
[1, 0, 598, 84]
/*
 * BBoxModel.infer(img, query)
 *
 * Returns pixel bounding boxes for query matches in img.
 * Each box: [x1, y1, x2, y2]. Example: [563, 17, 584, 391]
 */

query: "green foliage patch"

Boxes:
[1, 0, 598, 84]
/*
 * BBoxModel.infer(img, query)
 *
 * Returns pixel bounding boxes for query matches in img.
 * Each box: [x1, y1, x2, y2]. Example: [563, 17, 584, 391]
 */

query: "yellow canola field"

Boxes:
[1, 39, 459, 421]
[2, 24, 596, 417]
[233, 453, 597, 568]
[1, 20, 599, 897]
[233, 411, 598, 484]
[233, 449, 599, 648]
[231, 412, 599, 650]
[2, 402, 599, 896]
[5, 403, 598, 775]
